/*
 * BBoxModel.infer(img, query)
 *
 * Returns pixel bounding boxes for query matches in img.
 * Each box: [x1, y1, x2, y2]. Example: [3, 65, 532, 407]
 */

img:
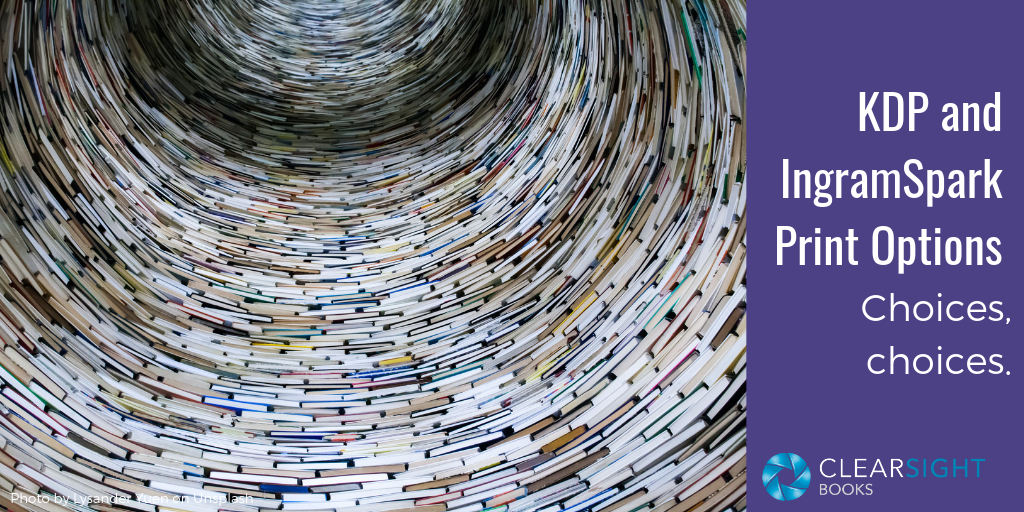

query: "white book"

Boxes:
[300, 473, 389, 486]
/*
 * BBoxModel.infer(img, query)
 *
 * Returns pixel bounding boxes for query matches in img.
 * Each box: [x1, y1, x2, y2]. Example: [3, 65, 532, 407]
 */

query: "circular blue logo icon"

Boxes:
[763, 453, 812, 501]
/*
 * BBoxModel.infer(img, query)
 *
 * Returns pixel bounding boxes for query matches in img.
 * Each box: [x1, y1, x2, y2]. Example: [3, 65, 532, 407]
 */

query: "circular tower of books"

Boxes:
[0, 1, 746, 510]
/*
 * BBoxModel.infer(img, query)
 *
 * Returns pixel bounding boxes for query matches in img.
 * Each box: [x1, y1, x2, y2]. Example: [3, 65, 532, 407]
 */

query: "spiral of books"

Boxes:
[0, 1, 746, 511]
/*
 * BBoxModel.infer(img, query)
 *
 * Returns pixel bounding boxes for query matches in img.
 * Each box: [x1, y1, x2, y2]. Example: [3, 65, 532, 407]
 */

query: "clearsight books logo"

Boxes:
[763, 453, 986, 501]
[762, 453, 812, 501]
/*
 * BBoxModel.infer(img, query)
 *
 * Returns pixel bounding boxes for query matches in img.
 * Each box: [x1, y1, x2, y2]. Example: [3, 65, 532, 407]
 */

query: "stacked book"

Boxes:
[0, 0, 746, 511]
